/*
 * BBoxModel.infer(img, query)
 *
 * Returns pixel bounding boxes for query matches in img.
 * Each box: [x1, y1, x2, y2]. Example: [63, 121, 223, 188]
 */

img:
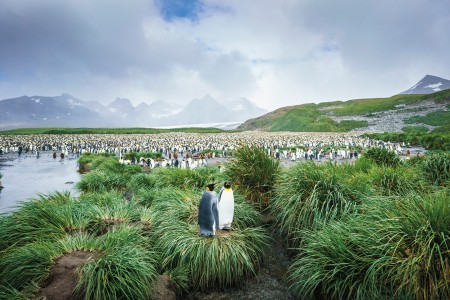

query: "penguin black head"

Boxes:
[205, 183, 216, 191]
[224, 181, 231, 189]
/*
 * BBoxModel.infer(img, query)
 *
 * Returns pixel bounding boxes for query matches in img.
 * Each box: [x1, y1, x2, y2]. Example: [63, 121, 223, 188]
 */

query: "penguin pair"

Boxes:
[198, 181, 234, 237]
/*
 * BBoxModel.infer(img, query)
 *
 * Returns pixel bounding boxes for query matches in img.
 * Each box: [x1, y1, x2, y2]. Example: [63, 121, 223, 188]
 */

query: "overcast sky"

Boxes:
[0, 0, 449, 110]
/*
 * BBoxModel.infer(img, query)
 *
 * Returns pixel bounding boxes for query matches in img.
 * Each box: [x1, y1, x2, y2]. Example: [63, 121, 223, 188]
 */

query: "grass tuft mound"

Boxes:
[289, 190, 450, 300]
[270, 162, 361, 246]
[224, 145, 280, 209]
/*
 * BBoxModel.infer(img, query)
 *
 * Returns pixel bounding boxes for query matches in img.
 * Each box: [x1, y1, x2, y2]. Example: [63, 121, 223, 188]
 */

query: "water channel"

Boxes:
[0, 152, 81, 213]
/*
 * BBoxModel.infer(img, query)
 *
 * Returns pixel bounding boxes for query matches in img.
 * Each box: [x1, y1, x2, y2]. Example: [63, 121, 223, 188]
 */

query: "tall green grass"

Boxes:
[270, 162, 361, 246]
[146, 184, 269, 291]
[0, 192, 89, 251]
[85, 201, 142, 236]
[152, 167, 223, 190]
[153, 220, 268, 291]
[289, 190, 450, 299]
[75, 227, 159, 300]
[421, 152, 450, 186]
[363, 147, 401, 167]
[369, 165, 426, 196]
[224, 145, 280, 208]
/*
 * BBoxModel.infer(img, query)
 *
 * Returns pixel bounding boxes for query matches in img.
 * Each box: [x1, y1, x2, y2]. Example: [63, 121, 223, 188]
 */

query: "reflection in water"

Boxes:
[0, 152, 81, 213]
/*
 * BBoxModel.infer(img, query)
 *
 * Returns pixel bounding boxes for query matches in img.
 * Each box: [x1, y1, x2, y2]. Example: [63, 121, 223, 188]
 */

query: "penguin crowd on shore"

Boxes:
[0, 131, 409, 161]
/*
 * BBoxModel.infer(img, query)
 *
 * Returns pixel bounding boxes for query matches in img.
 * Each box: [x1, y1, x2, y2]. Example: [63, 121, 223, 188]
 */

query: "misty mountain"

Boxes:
[164, 95, 268, 126]
[0, 94, 267, 129]
[0, 94, 107, 128]
[399, 75, 450, 95]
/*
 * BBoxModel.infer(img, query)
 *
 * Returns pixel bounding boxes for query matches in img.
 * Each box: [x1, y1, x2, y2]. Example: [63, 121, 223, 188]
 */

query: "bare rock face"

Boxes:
[327, 100, 448, 132]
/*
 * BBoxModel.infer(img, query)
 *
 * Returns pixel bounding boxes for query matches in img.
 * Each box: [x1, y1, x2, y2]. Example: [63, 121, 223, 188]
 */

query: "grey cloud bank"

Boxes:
[0, 0, 449, 111]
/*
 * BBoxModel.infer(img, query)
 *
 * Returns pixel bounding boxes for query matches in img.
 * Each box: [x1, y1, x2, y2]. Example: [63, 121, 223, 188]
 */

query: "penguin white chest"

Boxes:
[218, 189, 234, 230]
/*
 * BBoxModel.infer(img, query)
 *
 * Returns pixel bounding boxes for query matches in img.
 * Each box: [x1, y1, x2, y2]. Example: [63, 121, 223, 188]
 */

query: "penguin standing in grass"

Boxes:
[217, 181, 234, 230]
[198, 183, 219, 237]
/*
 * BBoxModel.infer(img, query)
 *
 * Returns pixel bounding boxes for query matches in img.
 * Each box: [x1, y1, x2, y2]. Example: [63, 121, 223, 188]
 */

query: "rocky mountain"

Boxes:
[0, 93, 267, 129]
[399, 75, 450, 95]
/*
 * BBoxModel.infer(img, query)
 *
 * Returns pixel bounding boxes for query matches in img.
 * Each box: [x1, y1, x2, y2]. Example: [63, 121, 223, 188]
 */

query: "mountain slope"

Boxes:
[399, 75, 450, 95]
[238, 89, 450, 132]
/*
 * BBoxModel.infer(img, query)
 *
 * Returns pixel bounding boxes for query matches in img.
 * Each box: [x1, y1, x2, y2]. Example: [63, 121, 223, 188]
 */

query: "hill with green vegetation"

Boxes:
[239, 89, 450, 132]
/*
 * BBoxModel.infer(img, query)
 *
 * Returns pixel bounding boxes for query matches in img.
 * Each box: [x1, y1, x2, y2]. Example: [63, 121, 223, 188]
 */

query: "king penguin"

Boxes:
[217, 181, 234, 230]
[198, 183, 219, 237]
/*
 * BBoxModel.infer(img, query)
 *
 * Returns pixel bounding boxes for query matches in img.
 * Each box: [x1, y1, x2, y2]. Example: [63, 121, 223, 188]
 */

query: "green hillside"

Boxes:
[239, 90, 450, 132]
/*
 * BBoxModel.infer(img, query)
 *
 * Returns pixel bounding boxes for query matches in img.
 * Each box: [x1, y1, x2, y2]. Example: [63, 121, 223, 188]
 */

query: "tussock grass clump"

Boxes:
[96, 159, 142, 176]
[421, 152, 450, 186]
[289, 190, 450, 300]
[153, 220, 268, 291]
[75, 227, 159, 300]
[232, 194, 262, 229]
[363, 147, 402, 167]
[0, 241, 60, 291]
[165, 266, 191, 294]
[123, 151, 163, 160]
[149, 188, 199, 226]
[78, 152, 116, 166]
[146, 184, 269, 291]
[1, 226, 159, 299]
[85, 201, 142, 235]
[127, 172, 158, 192]
[369, 165, 426, 196]
[0, 192, 89, 250]
[224, 145, 280, 208]
[270, 162, 360, 245]
[351, 156, 374, 173]
[77, 190, 125, 207]
[76, 170, 128, 193]
[152, 167, 222, 190]
[133, 187, 166, 207]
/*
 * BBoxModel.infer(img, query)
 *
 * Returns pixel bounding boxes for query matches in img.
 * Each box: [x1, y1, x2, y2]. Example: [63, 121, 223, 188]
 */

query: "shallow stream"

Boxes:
[0, 152, 80, 213]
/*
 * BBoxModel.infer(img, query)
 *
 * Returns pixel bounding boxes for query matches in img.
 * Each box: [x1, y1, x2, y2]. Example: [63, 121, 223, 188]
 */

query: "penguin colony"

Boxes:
[0, 131, 407, 160]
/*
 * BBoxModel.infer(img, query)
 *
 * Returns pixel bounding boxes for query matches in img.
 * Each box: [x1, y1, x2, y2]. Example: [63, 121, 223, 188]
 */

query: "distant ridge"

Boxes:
[399, 75, 450, 95]
[0, 94, 266, 130]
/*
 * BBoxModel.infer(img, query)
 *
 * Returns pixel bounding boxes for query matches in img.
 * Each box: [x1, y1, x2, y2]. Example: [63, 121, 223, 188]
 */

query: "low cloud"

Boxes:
[0, 0, 449, 110]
